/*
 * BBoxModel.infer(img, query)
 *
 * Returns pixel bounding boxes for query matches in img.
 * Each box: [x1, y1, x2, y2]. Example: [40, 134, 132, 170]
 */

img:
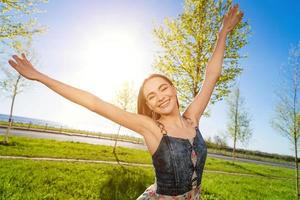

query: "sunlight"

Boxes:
[74, 27, 147, 100]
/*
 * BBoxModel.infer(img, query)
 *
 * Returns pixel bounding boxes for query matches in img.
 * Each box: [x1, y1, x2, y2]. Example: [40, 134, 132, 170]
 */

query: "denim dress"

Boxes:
[137, 120, 207, 200]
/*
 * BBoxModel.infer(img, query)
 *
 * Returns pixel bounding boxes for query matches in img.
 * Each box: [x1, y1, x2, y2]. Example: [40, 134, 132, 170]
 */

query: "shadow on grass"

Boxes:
[0, 140, 17, 146]
[226, 161, 266, 177]
[98, 165, 153, 200]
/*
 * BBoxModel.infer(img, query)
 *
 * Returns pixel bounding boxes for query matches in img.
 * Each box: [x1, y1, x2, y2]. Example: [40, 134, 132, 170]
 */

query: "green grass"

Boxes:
[0, 135, 295, 178]
[201, 173, 294, 200]
[1, 120, 296, 164]
[205, 157, 294, 178]
[0, 159, 154, 200]
[0, 159, 295, 200]
[0, 135, 297, 199]
[0, 135, 151, 164]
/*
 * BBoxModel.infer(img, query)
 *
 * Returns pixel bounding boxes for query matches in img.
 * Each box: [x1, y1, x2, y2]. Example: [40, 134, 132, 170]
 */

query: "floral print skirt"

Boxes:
[136, 182, 201, 200]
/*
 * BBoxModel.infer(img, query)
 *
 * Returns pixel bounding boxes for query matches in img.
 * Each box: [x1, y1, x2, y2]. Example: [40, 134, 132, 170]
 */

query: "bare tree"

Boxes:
[225, 83, 252, 161]
[213, 134, 227, 148]
[270, 41, 300, 198]
[0, 40, 38, 144]
[111, 80, 137, 154]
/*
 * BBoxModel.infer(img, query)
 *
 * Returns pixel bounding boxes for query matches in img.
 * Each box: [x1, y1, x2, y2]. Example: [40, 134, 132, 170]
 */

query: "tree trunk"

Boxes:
[232, 135, 237, 161]
[232, 87, 239, 162]
[294, 137, 299, 198]
[113, 125, 122, 153]
[4, 75, 21, 144]
[293, 76, 299, 198]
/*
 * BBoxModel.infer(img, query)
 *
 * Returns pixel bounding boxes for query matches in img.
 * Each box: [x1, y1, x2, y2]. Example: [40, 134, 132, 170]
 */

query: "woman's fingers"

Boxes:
[229, 4, 237, 16]
[12, 55, 23, 65]
[8, 59, 18, 69]
[222, 4, 243, 33]
[21, 53, 27, 60]
[12, 54, 30, 66]
[230, 4, 239, 16]
[230, 4, 243, 21]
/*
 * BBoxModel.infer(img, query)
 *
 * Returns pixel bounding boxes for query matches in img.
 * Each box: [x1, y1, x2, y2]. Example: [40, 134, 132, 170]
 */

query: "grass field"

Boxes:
[0, 135, 297, 199]
[0, 121, 300, 165]
[1, 121, 296, 164]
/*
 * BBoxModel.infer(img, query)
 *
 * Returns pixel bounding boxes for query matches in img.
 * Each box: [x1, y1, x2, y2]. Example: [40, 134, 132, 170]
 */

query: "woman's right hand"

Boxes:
[8, 53, 42, 81]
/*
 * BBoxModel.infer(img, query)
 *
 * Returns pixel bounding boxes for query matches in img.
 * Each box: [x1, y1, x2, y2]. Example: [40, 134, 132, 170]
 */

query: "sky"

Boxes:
[0, 0, 299, 156]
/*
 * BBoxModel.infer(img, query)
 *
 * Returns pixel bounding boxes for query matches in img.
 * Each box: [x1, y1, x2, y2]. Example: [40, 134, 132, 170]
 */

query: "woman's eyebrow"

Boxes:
[146, 83, 168, 98]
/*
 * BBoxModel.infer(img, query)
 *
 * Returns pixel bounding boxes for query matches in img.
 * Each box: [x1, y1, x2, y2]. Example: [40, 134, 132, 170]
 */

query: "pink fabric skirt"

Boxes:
[136, 182, 201, 200]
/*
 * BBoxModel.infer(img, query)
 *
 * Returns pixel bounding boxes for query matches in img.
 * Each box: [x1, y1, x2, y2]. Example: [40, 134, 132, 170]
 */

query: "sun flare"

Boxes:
[74, 27, 148, 99]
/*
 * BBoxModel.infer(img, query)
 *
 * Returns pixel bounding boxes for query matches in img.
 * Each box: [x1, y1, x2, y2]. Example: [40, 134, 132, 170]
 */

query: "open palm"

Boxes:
[221, 4, 244, 34]
[8, 53, 41, 81]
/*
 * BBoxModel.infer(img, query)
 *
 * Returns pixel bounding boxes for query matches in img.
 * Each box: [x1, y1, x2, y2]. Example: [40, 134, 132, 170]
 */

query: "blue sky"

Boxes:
[1, 0, 299, 156]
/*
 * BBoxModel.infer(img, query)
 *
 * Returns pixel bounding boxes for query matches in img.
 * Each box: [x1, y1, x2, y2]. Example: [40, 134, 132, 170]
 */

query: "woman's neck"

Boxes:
[158, 113, 186, 129]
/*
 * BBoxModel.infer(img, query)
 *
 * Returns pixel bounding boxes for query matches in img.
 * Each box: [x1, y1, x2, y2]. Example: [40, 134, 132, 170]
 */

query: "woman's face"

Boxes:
[143, 77, 177, 115]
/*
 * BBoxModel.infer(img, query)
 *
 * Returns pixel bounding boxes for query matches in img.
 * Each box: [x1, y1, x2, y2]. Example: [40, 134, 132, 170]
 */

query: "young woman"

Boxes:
[8, 4, 243, 200]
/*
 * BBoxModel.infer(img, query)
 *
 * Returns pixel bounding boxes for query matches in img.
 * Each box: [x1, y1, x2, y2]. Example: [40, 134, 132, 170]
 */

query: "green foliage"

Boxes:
[0, 0, 47, 42]
[153, 0, 250, 116]
[270, 41, 300, 144]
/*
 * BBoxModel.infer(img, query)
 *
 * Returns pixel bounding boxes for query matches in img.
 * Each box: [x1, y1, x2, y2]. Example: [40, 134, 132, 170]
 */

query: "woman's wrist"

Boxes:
[34, 71, 46, 82]
[218, 29, 228, 39]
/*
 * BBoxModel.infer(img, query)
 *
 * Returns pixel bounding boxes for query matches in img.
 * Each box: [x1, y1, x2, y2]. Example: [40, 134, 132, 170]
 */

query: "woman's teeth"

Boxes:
[160, 100, 169, 108]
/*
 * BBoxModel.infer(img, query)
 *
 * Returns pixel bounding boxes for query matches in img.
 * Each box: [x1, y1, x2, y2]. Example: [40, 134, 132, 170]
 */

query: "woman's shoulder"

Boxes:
[139, 115, 164, 137]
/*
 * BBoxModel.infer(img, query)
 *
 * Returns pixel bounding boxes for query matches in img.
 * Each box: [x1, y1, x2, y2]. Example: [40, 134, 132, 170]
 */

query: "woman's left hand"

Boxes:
[220, 4, 244, 34]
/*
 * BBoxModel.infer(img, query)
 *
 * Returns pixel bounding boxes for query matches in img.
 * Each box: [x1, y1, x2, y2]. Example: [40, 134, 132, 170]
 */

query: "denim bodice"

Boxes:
[151, 121, 207, 196]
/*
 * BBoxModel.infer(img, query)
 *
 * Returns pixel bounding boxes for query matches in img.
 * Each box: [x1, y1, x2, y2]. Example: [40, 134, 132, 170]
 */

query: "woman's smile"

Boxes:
[159, 99, 170, 108]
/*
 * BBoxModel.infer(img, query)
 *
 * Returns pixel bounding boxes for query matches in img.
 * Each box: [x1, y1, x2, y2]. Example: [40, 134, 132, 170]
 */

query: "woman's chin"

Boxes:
[159, 104, 176, 114]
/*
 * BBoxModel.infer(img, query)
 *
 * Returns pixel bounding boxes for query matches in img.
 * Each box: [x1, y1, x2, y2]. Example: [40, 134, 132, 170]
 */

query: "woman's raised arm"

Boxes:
[183, 4, 243, 124]
[8, 53, 153, 136]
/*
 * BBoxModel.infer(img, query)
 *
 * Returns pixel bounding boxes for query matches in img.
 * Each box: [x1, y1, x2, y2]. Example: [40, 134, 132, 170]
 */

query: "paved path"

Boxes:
[0, 155, 293, 180]
[0, 127, 294, 169]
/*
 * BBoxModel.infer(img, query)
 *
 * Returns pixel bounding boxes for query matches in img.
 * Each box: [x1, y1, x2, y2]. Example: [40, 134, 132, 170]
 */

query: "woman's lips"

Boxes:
[160, 99, 170, 108]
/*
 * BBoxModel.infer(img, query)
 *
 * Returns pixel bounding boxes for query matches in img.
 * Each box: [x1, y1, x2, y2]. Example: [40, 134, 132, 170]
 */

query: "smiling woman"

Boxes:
[7, 4, 243, 200]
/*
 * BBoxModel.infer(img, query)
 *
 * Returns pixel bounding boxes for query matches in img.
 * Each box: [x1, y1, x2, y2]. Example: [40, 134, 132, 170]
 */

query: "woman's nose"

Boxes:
[158, 94, 166, 102]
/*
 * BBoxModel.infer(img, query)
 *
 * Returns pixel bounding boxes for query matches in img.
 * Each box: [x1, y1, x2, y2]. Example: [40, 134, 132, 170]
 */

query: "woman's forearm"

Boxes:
[36, 72, 97, 111]
[205, 31, 228, 78]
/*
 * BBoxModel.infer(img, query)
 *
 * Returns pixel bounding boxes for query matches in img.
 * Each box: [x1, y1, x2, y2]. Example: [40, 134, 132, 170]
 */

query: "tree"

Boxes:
[213, 134, 227, 148]
[225, 84, 252, 161]
[0, 0, 47, 45]
[153, 0, 250, 116]
[0, 0, 47, 144]
[0, 40, 38, 144]
[270, 41, 300, 198]
[111, 80, 137, 154]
